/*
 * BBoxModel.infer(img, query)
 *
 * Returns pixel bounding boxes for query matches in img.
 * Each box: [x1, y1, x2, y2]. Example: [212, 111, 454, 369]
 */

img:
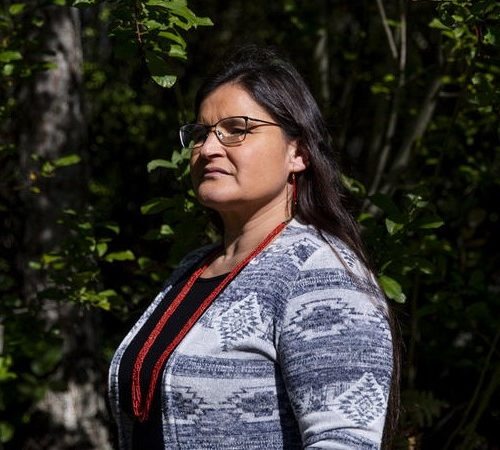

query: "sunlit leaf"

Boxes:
[160, 224, 174, 236]
[416, 216, 444, 229]
[104, 251, 135, 262]
[378, 275, 406, 303]
[147, 159, 177, 172]
[8, 3, 26, 15]
[53, 154, 81, 167]
[0, 51, 22, 63]
[341, 174, 366, 196]
[152, 74, 177, 88]
[0, 421, 14, 443]
[158, 30, 186, 47]
[72, 0, 95, 6]
[385, 218, 404, 235]
[141, 197, 172, 215]
[103, 223, 120, 234]
[429, 18, 451, 31]
[96, 242, 108, 257]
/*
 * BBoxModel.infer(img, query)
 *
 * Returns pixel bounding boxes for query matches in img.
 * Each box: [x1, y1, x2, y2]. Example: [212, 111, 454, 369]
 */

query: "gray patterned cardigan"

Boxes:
[108, 219, 393, 449]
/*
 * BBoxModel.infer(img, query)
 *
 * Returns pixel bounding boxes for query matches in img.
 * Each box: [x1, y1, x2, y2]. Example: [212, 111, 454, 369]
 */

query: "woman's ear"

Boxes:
[287, 140, 308, 173]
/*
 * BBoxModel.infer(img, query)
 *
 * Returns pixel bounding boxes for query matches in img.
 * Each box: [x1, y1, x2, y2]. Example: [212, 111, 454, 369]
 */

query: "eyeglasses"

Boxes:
[179, 116, 280, 149]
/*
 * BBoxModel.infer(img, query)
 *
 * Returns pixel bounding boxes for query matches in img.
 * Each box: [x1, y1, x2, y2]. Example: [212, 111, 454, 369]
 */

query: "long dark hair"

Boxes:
[195, 45, 399, 446]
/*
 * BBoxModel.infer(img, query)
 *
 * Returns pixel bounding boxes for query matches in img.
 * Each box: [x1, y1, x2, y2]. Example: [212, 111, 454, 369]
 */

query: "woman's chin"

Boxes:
[196, 192, 237, 211]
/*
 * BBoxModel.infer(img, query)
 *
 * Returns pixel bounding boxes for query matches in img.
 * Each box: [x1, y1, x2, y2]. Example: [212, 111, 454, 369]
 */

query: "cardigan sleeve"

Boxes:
[277, 260, 393, 449]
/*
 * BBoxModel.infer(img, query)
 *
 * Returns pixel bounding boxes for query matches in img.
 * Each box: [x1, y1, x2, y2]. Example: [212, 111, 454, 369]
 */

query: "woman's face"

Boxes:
[190, 83, 306, 218]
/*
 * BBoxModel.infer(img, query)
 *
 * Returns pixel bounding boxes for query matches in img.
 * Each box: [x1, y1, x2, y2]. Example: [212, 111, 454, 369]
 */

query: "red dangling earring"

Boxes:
[291, 172, 298, 214]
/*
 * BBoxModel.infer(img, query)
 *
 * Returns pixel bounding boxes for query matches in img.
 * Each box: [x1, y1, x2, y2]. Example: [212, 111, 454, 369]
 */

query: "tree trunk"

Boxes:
[17, 5, 112, 449]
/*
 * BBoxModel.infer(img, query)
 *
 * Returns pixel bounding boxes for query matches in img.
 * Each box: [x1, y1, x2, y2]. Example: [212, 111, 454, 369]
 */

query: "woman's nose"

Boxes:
[198, 130, 224, 157]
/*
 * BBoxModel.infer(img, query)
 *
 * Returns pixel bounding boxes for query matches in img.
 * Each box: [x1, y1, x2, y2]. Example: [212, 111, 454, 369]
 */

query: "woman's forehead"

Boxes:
[198, 83, 269, 123]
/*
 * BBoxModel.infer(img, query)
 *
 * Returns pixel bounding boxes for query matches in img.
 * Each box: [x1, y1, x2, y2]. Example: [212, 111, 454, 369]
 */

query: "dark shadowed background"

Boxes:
[0, 0, 499, 448]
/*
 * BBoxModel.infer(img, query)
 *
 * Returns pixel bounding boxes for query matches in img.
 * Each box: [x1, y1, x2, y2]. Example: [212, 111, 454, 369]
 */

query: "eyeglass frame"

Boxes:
[179, 116, 281, 149]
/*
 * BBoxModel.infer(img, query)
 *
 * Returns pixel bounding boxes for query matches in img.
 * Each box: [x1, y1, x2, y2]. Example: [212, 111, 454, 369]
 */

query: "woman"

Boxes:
[109, 46, 397, 449]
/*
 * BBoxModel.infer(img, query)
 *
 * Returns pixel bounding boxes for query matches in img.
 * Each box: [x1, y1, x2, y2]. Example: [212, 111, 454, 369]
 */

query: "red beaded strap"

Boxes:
[131, 221, 287, 422]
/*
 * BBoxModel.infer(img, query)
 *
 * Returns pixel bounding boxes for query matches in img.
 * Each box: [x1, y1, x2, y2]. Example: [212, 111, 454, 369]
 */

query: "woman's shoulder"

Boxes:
[282, 219, 368, 277]
[282, 219, 386, 312]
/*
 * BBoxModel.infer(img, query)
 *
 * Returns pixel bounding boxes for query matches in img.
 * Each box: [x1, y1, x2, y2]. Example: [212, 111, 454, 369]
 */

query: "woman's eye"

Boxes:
[227, 127, 246, 135]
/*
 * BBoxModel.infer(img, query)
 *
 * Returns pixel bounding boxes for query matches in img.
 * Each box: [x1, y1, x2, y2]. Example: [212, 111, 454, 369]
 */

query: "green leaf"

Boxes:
[103, 223, 120, 234]
[158, 30, 186, 47]
[41, 161, 55, 176]
[385, 218, 404, 235]
[2, 64, 14, 76]
[192, 16, 213, 27]
[140, 197, 172, 215]
[94, 289, 117, 310]
[416, 216, 444, 229]
[152, 74, 177, 88]
[42, 254, 63, 265]
[138, 257, 152, 269]
[378, 275, 406, 303]
[77, 221, 92, 230]
[41, 154, 81, 176]
[0, 356, 16, 382]
[147, 159, 177, 172]
[146, 0, 185, 7]
[8, 3, 26, 15]
[483, 26, 500, 46]
[429, 18, 451, 31]
[53, 154, 81, 167]
[341, 174, 366, 196]
[357, 212, 374, 223]
[160, 224, 174, 236]
[144, 19, 164, 31]
[104, 250, 135, 262]
[145, 51, 177, 87]
[96, 242, 108, 257]
[71, 0, 95, 6]
[0, 421, 14, 443]
[0, 51, 22, 63]
[169, 44, 186, 60]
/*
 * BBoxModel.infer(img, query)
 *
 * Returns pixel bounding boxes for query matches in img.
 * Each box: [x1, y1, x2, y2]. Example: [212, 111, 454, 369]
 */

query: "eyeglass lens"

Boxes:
[180, 117, 248, 149]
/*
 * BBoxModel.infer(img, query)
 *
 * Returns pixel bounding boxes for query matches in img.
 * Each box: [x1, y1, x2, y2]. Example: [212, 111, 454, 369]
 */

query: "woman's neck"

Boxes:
[203, 203, 290, 277]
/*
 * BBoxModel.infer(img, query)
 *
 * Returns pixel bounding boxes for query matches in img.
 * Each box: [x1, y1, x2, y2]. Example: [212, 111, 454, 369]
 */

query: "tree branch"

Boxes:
[376, 0, 398, 60]
[389, 75, 441, 175]
[134, 0, 144, 47]
[367, 1, 408, 197]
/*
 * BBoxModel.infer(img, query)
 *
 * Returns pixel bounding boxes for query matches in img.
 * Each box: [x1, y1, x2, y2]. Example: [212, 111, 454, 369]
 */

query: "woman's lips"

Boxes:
[202, 166, 230, 177]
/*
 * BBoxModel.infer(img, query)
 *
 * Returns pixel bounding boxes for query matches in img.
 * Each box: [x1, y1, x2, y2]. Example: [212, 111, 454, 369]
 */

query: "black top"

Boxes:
[118, 273, 227, 450]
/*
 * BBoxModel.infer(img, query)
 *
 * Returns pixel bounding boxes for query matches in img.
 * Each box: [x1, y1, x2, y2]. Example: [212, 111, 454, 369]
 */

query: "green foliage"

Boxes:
[32, 208, 130, 310]
[70, 0, 212, 86]
[0, 0, 211, 445]
[0, 0, 499, 447]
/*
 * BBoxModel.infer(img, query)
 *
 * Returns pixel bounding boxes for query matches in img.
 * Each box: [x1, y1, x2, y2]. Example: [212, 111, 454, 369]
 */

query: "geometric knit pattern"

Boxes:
[213, 293, 265, 351]
[108, 219, 393, 450]
[285, 297, 352, 341]
[332, 372, 386, 427]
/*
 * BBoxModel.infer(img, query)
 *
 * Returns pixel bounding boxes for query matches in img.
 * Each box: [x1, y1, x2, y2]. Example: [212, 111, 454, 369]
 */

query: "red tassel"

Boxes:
[292, 172, 298, 213]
